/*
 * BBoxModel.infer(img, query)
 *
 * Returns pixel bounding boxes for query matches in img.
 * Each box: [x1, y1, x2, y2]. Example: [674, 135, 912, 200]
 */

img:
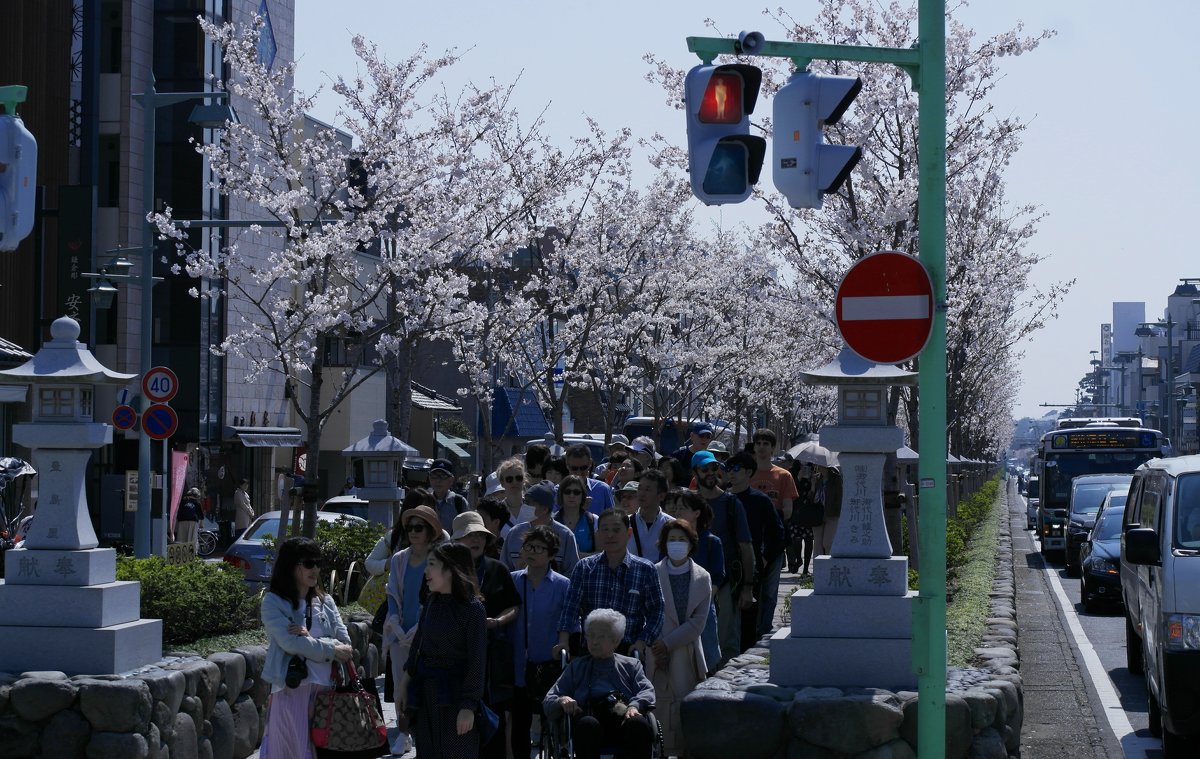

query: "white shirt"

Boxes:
[627, 509, 676, 563]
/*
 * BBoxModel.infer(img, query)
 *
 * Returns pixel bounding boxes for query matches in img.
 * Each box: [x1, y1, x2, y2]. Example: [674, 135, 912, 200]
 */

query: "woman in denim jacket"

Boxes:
[260, 537, 353, 759]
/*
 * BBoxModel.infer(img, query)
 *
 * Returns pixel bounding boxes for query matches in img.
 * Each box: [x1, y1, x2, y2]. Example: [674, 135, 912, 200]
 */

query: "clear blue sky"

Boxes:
[293, 1, 1200, 421]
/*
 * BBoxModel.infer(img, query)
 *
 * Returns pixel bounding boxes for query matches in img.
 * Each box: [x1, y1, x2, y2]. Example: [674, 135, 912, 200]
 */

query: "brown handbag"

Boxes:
[310, 661, 387, 754]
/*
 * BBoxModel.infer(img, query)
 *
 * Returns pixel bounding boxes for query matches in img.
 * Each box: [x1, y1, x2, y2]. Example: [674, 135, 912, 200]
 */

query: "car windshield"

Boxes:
[244, 518, 281, 542]
[1174, 473, 1200, 548]
[1071, 482, 1129, 515]
[1093, 504, 1125, 540]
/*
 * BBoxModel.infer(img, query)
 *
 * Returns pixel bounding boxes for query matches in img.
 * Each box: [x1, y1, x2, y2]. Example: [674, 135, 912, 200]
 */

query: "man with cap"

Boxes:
[593, 434, 631, 481]
[627, 470, 675, 563]
[707, 440, 730, 463]
[428, 458, 468, 530]
[628, 436, 659, 470]
[501, 480, 580, 574]
[614, 479, 640, 518]
[671, 422, 715, 473]
[692, 449, 756, 664]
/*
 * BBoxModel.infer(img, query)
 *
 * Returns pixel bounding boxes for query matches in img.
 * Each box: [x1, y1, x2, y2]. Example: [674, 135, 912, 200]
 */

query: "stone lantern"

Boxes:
[770, 348, 917, 690]
[342, 419, 417, 526]
[0, 316, 162, 674]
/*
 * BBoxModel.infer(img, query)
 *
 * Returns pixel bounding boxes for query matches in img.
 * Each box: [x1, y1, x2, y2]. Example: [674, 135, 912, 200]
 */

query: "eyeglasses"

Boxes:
[503, 475, 524, 484]
[405, 523, 428, 534]
[726, 464, 746, 473]
[698, 464, 723, 474]
[521, 543, 549, 555]
[567, 464, 592, 474]
[561, 489, 584, 497]
[299, 558, 321, 569]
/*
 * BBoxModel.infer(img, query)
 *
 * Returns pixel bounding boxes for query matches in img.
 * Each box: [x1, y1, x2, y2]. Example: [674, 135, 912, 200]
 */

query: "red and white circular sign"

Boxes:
[142, 366, 179, 403]
[835, 251, 934, 364]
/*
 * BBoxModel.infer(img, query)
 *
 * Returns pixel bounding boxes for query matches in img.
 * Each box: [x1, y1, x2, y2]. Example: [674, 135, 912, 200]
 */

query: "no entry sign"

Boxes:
[141, 403, 179, 440]
[835, 251, 934, 364]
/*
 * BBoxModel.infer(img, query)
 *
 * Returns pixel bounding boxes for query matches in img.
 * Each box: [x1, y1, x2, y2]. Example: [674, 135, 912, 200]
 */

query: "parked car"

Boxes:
[1122, 455, 1200, 754]
[222, 510, 366, 590]
[1079, 494, 1126, 612]
[1064, 474, 1132, 576]
[320, 495, 370, 521]
[1025, 475, 1040, 530]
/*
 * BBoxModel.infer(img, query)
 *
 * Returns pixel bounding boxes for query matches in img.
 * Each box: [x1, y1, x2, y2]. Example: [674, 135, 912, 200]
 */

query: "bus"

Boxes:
[1035, 423, 1168, 554]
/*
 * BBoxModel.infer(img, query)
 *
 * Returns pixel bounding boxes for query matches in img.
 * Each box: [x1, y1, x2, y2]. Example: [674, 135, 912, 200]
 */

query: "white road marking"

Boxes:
[840, 294, 929, 320]
[1040, 549, 1162, 756]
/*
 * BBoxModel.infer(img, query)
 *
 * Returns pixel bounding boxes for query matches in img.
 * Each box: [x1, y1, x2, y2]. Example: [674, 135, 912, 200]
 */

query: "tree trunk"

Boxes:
[389, 341, 416, 442]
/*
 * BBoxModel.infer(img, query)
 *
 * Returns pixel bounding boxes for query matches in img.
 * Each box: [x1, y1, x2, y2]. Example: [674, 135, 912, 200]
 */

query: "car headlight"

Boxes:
[1164, 614, 1200, 651]
[1089, 559, 1118, 575]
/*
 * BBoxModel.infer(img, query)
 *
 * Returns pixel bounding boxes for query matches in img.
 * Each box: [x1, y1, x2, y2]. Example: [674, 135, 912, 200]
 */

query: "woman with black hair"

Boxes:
[259, 537, 353, 759]
[398, 541, 489, 758]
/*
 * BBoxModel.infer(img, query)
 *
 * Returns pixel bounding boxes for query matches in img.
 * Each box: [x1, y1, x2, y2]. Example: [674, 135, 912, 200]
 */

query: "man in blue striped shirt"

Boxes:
[556, 509, 665, 660]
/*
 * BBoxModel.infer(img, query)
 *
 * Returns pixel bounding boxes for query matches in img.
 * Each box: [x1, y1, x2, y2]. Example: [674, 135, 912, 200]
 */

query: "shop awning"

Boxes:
[224, 426, 304, 447]
[0, 385, 27, 404]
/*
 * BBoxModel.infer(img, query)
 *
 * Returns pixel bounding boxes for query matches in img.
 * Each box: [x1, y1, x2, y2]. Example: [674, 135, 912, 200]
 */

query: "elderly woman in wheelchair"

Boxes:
[543, 608, 656, 759]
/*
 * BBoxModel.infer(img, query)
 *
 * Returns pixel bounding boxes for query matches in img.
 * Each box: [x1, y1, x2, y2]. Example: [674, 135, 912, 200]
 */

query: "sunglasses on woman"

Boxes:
[503, 475, 524, 484]
[405, 523, 428, 533]
[299, 558, 321, 569]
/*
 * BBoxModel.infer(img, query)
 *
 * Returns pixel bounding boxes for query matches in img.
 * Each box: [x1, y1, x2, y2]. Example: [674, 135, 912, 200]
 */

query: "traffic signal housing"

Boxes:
[772, 71, 863, 210]
[0, 112, 37, 252]
[684, 64, 766, 205]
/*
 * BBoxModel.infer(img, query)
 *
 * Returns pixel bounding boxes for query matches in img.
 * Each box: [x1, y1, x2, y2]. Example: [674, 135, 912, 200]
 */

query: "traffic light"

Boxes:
[0, 112, 37, 252]
[684, 64, 766, 205]
[772, 71, 862, 210]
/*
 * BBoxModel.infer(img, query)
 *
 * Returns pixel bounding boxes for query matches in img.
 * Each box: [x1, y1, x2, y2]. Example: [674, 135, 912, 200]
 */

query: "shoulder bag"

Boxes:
[310, 661, 388, 756]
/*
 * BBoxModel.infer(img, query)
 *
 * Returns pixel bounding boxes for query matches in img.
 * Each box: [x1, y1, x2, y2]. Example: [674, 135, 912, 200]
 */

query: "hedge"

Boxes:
[116, 556, 259, 645]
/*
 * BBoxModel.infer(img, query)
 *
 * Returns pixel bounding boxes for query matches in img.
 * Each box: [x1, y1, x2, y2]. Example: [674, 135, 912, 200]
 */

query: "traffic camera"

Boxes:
[772, 71, 862, 210]
[684, 64, 766, 205]
[0, 112, 37, 252]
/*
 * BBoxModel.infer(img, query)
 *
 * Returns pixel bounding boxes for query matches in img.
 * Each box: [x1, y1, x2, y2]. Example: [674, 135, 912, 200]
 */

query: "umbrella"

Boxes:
[786, 441, 839, 468]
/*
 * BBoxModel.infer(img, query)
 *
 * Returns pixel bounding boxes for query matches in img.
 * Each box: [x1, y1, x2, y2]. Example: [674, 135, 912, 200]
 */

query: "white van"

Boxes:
[1121, 455, 1200, 755]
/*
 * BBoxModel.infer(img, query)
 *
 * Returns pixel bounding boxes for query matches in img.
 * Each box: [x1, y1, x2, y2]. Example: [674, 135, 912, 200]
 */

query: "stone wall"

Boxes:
[0, 615, 380, 758]
[682, 487, 1021, 759]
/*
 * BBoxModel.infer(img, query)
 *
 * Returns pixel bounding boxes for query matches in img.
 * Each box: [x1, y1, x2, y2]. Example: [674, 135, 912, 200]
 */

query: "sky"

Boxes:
[291, 0, 1200, 422]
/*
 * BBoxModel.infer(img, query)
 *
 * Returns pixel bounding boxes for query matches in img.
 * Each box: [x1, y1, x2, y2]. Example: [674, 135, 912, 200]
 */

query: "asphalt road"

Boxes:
[1011, 481, 1163, 758]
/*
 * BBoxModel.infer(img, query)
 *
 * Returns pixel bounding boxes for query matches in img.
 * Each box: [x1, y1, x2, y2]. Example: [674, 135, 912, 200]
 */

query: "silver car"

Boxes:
[222, 510, 366, 589]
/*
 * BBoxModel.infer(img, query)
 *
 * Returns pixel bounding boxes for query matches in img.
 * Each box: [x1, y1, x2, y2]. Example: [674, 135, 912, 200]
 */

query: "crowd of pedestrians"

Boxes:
[259, 427, 843, 758]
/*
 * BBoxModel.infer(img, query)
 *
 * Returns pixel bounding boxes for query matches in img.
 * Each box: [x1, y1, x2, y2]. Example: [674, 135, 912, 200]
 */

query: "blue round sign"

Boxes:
[141, 404, 178, 440]
[112, 404, 137, 431]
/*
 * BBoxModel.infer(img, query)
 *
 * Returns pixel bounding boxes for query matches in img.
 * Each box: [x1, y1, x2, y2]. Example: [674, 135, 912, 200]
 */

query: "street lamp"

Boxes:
[129, 75, 234, 558]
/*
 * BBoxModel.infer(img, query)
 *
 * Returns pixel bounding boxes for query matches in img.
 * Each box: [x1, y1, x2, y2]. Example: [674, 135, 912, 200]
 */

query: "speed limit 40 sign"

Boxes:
[142, 366, 179, 404]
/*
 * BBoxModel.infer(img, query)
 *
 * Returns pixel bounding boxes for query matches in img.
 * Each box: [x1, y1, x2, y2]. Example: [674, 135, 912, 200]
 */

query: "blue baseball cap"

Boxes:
[691, 450, 721, 470]
[690, 422, 714, 437]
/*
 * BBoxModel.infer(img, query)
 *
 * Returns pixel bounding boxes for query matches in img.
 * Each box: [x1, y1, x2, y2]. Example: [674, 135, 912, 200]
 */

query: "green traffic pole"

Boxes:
[914, 0, 948, 756]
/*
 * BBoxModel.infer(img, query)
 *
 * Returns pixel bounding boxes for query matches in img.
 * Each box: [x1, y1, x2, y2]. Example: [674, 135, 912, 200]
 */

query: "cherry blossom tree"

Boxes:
[154, 18, 623, 533]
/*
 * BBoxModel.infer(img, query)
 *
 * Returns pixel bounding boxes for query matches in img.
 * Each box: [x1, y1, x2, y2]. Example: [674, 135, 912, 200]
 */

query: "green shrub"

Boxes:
[117, 557, 259, 645]
[261, 518, 387, 601]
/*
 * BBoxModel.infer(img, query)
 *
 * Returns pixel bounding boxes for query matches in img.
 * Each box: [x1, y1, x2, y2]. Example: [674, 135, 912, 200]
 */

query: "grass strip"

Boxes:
[946, 481, 1004, 667]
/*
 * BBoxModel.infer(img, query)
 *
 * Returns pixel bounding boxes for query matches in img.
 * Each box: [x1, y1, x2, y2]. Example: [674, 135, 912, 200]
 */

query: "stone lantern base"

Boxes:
[0, 547, 162, 674]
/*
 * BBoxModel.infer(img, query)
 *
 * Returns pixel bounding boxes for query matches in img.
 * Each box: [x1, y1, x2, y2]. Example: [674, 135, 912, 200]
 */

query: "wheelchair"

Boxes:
[539, 650, 664, 759]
